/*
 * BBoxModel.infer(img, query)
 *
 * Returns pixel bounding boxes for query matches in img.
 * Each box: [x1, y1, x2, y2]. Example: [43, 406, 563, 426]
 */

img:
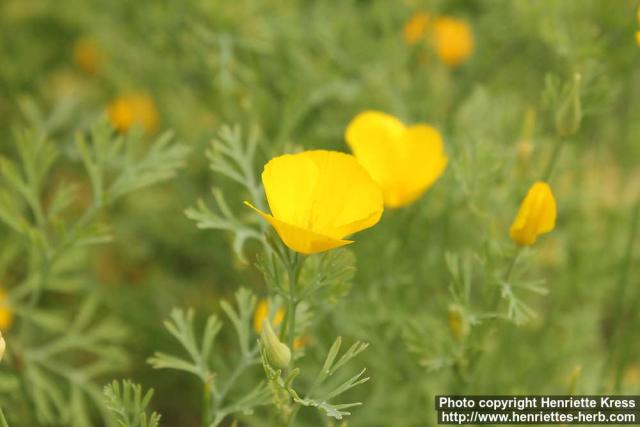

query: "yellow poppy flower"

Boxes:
[253, 299, 285, 333]
[432, 17, 474, 67]
[510, 182, 557, 246]
[245, 150, 384, 255]
[345, 111, 448, 208]
[403, 11, 430, 45]
[0, 289, 12, 331]
[73, 37, 104, 75]
[107, 92, 159, 135]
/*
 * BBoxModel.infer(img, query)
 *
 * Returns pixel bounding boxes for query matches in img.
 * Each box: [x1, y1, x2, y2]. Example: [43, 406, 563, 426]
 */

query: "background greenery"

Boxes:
[0, 0, 639, 426]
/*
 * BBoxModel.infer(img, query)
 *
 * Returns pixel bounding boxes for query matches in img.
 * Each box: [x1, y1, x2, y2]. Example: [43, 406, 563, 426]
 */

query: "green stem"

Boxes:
[286, 253, 302, 356]
[0, 407, 8, 427]
[542, 136, 567, 182]
[608, 198, 640, 391]
[202, 378, 212, 427]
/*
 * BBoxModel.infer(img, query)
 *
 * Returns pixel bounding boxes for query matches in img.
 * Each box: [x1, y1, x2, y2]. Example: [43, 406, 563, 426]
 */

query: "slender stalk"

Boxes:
[0, 407, 9, 427]
[542, 136, 567, 182]
[607, 198, 640, 391]
[202, 380, 212, 427]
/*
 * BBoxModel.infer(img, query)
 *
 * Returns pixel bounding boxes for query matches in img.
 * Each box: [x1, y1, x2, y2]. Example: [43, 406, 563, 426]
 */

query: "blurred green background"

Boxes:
[1, 0, 639, 426]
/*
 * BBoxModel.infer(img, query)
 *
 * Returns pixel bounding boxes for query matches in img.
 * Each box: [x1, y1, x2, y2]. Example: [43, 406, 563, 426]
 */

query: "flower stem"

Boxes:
[0, 407, 9, 427]
[606, 198, 640, 391]
[542, 136, 567, 182]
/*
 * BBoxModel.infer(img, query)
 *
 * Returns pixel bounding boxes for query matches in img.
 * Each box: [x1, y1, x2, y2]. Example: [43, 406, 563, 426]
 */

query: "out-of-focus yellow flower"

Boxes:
[107, 92, 159, 135]
[635, 31, 640, 47]
[253, 299, 285, 333]
[510, 182, 557, 246]
[0, 330, 5, 362]
[345, 111, 447, 208]
[245, 150, 384, 255]
[73, 38, 104, 75]
[432, 17, 474, 67]
[403, 11, 430, 45]
[0, 289, 12, 331]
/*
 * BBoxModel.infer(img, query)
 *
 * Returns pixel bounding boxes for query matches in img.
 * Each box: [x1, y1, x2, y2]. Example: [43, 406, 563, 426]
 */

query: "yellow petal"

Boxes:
[346, 111, 406, 191]
[245, 202, 353, 255]
[346, 112, 447, 208]
[259, 150, 383, 238]
[510, 182, 557, 246]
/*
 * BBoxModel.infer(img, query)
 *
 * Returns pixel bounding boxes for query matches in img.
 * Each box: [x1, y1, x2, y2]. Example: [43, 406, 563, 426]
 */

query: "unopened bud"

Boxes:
[555, 73, 582, 138]
[0, 331, 5, 362]
[261, 319, 291, 369]
[448, 304, 470, 340]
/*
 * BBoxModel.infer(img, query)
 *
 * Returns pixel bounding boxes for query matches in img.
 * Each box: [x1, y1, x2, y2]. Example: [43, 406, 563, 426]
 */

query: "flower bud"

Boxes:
[0, 331, 5, 363]
[555, 74, 582, 138]
[261, 319, 291, 369]
[448, 304, 470, 340]
[510, 181, 557, 246]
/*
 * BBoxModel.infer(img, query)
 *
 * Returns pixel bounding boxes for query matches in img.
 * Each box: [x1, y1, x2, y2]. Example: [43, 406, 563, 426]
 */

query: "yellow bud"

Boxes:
[431, 17, 474, 68]
[0, 331, 5, 362]
[261, 319, 291, 369]
[107, 92, 159, 135]
[447, 304, 470, 340]
[403, 11, 430, 45]
[555, 74, 582, 138]
[510, 181, 557, 246]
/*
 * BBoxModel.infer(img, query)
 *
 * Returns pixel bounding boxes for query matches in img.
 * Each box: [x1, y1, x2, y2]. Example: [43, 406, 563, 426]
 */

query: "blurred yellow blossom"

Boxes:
[0, 289, 12, 331]
[0, 330, 4, 362]
[403, 11, 430, 45]
[432, 17, 474, 67]
[346, 111, 447, 208]
[246, 150, 384, 254]
[253, 299, 284, 333]
[73, 37, 104, 75]
[510, 182, 557, 246]
[108, 92, 159, 135]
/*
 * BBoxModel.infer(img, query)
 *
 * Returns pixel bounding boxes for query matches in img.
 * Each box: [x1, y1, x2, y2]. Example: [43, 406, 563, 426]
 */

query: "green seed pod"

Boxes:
[261, 319, 291, 369]
[555, 73, 582, 138]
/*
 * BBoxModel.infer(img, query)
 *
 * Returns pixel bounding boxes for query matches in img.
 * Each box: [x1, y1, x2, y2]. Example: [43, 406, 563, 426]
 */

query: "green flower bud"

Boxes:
[555, 73, 582, 138]
[261, 319, 291, 369]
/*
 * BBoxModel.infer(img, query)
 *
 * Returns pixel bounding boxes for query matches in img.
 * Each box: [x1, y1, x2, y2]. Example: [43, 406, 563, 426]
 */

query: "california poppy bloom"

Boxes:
[73, 37, 104, 75]
[246, 150, 383, 255]
[510, 182, 557, 246]
[0, 289, 12, 331]
[432, 17, 474, 67]
[403, 11, 430, 45]
[345, 111, 447, 208]
[107, 92, 159, 135]
[253, 299, 284, 333]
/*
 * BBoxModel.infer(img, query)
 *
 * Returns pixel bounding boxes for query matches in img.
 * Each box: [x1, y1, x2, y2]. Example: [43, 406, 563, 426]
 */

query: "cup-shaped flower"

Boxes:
[345, 111, 448, 208]
[0, 289, 12, 331]
[108, 92, 159, 135]
[510, 182, 557, 246]
[432, 17, 474, 67]
[403, 11, 430, 45]
[73, 37, 104, 75]
[0, 330, 4, 363]
[245, 150, 383, 255]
